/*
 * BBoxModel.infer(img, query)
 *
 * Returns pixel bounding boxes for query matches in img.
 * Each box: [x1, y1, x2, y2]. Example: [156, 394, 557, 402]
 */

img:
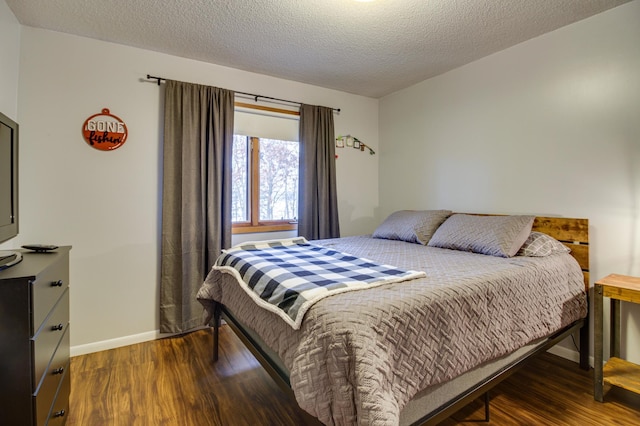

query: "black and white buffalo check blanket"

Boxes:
[213, 237, 427, 329]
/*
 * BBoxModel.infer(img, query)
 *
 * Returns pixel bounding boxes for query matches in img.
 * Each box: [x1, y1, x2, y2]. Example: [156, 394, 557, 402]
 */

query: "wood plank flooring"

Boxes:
[67, 327, 640, 425]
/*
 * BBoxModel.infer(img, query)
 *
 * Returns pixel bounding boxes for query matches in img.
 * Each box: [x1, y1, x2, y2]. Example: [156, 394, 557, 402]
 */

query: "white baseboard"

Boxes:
[547, 344, 594, 368]
[70, 330, 161, 357]
[70, 325, 214, 357]
[71, 325, 593, 370]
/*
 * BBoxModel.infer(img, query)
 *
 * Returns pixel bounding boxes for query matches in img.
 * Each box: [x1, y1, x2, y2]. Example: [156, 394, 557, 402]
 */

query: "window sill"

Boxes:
[232, 223, 298, 234]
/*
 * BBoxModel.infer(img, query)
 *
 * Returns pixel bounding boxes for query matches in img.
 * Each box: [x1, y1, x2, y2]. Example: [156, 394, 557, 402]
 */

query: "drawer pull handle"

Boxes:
[52, 366, 65, 375]
[51, 280, 64, 287]
[51, 323, 64, 331]
[53, 409, 65, 418]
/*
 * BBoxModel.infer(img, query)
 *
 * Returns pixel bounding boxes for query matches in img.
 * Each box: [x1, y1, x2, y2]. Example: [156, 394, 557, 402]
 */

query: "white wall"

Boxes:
[0, 0, 19, 122]
[379, 1, 640, 363]
[16, 27, 378, 354]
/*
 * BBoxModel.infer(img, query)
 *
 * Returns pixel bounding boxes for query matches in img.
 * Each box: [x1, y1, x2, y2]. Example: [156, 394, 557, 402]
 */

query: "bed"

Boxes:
[197, 212, 590, 425]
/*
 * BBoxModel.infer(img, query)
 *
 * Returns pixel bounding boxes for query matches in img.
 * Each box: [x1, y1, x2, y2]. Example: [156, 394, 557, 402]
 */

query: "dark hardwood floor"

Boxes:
[67, 327, 640, 425]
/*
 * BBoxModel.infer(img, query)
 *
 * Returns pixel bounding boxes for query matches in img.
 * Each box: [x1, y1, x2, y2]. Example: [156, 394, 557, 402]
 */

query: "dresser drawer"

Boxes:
[46, 364, 70, 426]
[31, 254, 69, 334]
[33, 289, 69, 390]
[34, 343, 69, 426]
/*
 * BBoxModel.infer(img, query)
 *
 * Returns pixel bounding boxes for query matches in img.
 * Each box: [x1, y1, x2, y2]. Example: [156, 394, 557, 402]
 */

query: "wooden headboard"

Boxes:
[532, 216, 589, 291]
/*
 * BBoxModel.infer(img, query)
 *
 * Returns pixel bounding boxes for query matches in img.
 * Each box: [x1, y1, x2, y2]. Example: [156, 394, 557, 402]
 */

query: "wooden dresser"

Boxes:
[0, 246, 71, 425]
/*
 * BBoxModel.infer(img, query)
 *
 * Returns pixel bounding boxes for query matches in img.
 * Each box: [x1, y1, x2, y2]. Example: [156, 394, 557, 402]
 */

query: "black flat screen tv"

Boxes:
[0, 111, 18, 245]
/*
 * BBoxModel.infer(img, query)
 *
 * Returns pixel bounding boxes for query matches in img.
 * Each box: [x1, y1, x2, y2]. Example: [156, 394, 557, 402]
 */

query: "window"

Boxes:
[232, 134, 299, 233]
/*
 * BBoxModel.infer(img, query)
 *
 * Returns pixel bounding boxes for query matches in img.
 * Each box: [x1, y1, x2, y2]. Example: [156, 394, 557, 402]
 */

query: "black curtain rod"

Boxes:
[146, 74, 340, 113]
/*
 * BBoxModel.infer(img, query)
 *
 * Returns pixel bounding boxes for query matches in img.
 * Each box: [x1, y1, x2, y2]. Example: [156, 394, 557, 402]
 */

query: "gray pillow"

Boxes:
[372, 210, 452, 245]
[517, 231, 570, 257]
[427, 214, 535, 257]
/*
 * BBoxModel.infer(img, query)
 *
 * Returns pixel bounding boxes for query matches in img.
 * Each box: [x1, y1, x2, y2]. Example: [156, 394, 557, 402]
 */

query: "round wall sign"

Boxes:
[82, 108, 128, 151]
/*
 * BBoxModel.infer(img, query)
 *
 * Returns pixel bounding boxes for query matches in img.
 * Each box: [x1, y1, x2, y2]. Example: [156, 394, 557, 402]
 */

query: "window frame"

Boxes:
[232, 135, 299, 234]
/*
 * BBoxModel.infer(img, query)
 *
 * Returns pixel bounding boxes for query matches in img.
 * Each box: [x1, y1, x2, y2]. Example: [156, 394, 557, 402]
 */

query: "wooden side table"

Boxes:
[594, 273, 640, 401]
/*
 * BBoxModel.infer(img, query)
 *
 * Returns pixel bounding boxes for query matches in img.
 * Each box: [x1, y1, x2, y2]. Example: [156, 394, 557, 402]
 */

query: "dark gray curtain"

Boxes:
[160, 80, 234, 333]
[298, 104, 340, 240]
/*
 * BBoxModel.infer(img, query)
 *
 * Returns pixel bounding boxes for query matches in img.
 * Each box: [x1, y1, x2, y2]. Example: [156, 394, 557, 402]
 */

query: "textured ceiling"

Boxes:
[6, 0, 632, 98]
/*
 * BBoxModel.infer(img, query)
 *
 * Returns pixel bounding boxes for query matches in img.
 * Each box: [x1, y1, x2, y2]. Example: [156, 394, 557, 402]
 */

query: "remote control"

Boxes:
[22, 244, 59, 252]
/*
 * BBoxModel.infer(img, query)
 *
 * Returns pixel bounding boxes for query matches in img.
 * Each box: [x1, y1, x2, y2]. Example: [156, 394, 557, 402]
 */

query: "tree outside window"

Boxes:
[232, 135, 299, 233]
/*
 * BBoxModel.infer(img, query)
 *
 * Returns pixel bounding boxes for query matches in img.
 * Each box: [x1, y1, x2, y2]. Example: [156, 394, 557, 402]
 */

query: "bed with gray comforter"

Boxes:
[197, 234, 587, 425]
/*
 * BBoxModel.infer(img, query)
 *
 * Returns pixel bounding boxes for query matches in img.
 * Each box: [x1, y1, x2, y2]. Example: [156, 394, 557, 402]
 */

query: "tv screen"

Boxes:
[0, 111, 18, 244]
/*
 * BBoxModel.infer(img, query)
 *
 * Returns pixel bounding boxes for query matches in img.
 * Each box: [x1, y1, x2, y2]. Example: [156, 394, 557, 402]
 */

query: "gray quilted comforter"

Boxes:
[197, 235, 587, 425]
